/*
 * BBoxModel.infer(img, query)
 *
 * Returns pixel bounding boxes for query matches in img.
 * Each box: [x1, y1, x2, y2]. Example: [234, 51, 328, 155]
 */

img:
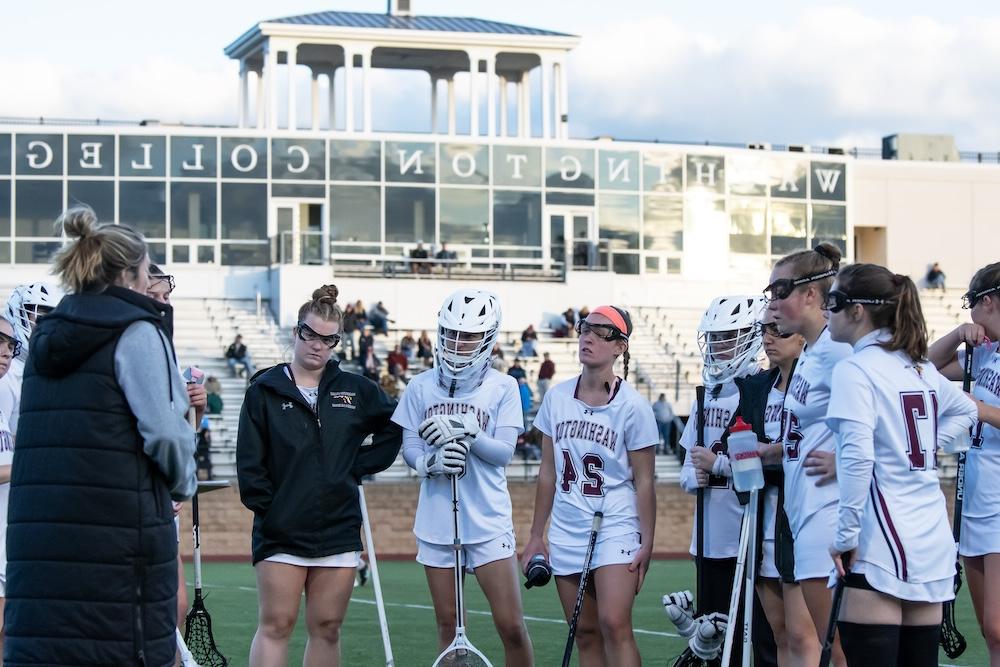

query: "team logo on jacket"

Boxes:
[330, 391, 357, 409]
[282, 401, 294, 410]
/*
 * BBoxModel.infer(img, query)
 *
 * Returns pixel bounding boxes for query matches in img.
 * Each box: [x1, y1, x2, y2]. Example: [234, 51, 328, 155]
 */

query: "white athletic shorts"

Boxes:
[793, 504, 837, 581]
[826, 561, 954, 603]
[759, 486, 779, 579]
[417, 531, 516, 571]
[760, 538, 779, 579]
[549, 532, 641, 577]
[960, 512, 1000, 557]
[264, 551, 361, 568]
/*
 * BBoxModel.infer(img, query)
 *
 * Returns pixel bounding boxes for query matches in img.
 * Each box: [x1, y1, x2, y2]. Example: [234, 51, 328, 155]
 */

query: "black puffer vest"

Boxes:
[5, 286, 178, 666]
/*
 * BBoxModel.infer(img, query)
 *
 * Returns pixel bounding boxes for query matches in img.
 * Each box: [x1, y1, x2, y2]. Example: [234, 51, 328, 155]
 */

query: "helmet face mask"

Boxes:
[3, 282, 63, 357]
[435, 289, 501, 393]
[697, 295, 767, 386]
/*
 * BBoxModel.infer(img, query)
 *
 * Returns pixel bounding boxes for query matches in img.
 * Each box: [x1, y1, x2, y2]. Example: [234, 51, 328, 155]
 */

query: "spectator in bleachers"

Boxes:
[517, 377, 534, 430]
[379, 372, 404, 400]
[362, 346, 381, 382]
[400, 331, 416, 360]
[205, 376, 224, 415]
[410, 241, 430, 274]
[358, 325, 375, 362]
[515, 428, 542, 462]
[225, 334, 256, 378]
[562, 307, 576, 337]
[537, 352, 555, 400]
[926, 261, 947, 290]
[196, 416, 212, 480]
[387, 345, 408, 381]
[651, 393, 675, 454]
[520, 324, 539, 357]
[353, 300, 368, 330]
[367, 301, 392, 336]
[435, 242, 457, 265]
[416, 330, 433, 367]
[342, 303, 359, 360]
[507, 357, 527, 382]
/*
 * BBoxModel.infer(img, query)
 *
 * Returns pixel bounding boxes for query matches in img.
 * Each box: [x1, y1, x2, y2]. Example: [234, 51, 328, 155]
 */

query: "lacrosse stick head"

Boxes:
[940, 600, 967, 659]
[431, 630, 493, 667]
[669, 647, 710, 667]
[184, 597, 229, 667]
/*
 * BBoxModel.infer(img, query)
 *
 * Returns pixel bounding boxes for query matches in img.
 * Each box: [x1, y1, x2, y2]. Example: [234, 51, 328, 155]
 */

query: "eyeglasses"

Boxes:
[822, 289, 895, 314]
[148, 274, 176, 294]
[576, 320, 628, 341]
[763, 268, 839, 301]
[296, 321, 341, 348]
[757, 322, 794, 339]
[962, 285, 1000, 309]
[0, 331, 21, 358]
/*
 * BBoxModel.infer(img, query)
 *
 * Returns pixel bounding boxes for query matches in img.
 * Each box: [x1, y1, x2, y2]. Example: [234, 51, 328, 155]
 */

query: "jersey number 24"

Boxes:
[560, 450, 606, 497]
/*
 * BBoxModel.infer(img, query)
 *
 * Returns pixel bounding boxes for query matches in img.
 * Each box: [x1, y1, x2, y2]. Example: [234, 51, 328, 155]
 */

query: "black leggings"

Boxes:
[838, 622, 940, 666]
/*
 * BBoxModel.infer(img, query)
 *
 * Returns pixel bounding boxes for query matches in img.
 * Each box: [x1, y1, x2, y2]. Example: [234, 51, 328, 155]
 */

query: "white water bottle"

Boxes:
[728, 417, 764, 492]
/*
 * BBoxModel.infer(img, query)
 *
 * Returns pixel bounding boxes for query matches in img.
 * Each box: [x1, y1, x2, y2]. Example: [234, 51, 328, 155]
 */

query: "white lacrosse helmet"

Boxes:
[697, 295, 766, 387]
[4, 282, 63, 357]
[436, 289, 502, 394]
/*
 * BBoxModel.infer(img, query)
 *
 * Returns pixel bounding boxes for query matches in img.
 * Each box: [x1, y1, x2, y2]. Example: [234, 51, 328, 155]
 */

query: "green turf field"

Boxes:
[194, 560, 985, 666]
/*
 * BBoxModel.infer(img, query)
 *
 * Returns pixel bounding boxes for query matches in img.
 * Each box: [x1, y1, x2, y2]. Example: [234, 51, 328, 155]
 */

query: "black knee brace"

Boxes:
[837, 622, 900, 666]
[897, 624, 941, 667]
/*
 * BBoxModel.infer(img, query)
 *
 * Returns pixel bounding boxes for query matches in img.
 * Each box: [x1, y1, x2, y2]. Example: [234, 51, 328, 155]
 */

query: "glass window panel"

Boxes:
[643, 195, 683, 251]
[385, 187, 435, 242]
[545, 147, 594, 189]
[599, 150, 640, 191]
[645, 256, 659, 272]
[493, 190, 541, 246]
[221, 138, 268, 179]
[198, 246, 216, 263]
[330, 185, 380, 243]
[272, 183, 325, 198]
[171, 182, 216, 239]
[769, 159, 807, 199]
[811, 204, 847, 250]
[493, 248, 542, 259]
[221, 183, 267, 240]
[493, 146, 541, 187]
[0, 241, 9, 264]
[643, 151, 683, 193]
[119, 135, 166, 177]
[172, 245, 190, 263]
[769, 202, 807, 255]
[545, 191, 594, 206]
[613, 253, 640, 275]
[171, 136, 218, 178]
[686, 154, 726, 195]
[810, 161, 846, 201]
[0, 181, 9, 236]
[729, 198, 767, 254]
[15, 241, 61, 264]
[666, 257, 681, 273]
[15, 180, 62, 237]
[16, 134, 63, 176]
[147, 242, 166, 265]
[221, 243, 269, 266]
[0, 134, 9, 176]
[68, 181, 114, 222]
[385, 141, 435, 183]
[330, 140, 381, 181]
[271, 138, 325, 181]
[598, 193, 639, 249]
[440, 188, 488, 244]
[68, 135, 114, 176]
[440, 144, 488, 185]
[728, 154, 768, 196]
[119, 181, 166, 238]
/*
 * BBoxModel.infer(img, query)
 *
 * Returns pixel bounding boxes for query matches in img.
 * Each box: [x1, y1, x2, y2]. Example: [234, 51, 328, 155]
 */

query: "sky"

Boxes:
[3, 0, 999, 150]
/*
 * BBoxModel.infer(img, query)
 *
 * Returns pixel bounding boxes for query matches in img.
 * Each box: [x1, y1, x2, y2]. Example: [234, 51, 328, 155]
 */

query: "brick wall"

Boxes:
[180, 480, 960, 561]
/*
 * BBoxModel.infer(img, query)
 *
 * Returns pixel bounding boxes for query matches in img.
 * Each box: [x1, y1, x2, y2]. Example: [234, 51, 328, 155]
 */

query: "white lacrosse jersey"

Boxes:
[827, 336, 977, 583]
[533, 376, 658, 548]
[964, 341, 1000, 519]
[780, 328, 852, 537]
[679, 381, 743, 559]
[0, 406, 13, 575]
[761, 382, 786, 543]
[0, 358, 23, 437]
[392, 368, 523, 545]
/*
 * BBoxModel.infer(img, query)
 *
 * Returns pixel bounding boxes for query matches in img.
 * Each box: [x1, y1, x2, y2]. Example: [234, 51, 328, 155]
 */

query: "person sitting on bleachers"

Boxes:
[926, 261, 947, 290]
[205, 376, 224, 415]
[225, 334, 256, 378]
[196, 416, 213, 480]
[515, 428, 542, 462]
[387, 345, 408, 382]
[416, 330, 433, 367]
[507, 358, 527, 381]
[367, 301, 392, 336]
[409, 241, 430, 274]
[520, 324, 539, 357]
[400, 331, 416, 360]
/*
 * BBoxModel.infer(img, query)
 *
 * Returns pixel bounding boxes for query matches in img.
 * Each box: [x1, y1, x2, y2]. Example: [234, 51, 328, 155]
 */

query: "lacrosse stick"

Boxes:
[432, 474, 492, 666]
[359, 485, 394, 667]
[820, 563, 849, 667]
[562, 510, 604, 667]
[720, 491, 754, 666]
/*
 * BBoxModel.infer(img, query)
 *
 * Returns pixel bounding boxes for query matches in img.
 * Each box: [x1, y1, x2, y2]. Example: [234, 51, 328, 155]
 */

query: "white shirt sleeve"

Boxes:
[826, 360, 877, 433]
[626, 398, 659, 452]
[401, 428, 426, 470]
[390, 380, 422, 432]
[935, 367, 979, 446]
[678, 399, 698, 451]
[831, 418, 874, 553]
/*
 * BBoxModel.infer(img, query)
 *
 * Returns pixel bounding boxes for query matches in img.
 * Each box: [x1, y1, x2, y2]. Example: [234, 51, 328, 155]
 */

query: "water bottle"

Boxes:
[728, 417, 764, 492]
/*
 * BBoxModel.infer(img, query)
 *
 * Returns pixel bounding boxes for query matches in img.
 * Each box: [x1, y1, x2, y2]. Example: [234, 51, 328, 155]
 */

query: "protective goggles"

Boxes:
[296, 321, 340, 348]
[0, 331, 21, 357]
[757, 322, 794, 339]
[148, 273, 176, 294]
[576, 320, 628, 342]
[962, 285, 1000, 309]
[822, 289, 895, 314]
[763, 268, 838, 301]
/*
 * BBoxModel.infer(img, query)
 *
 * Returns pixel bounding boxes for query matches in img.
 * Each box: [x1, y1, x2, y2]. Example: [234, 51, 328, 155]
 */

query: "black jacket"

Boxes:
[237, 360, 402, 564]
[6, 286, 180, 666]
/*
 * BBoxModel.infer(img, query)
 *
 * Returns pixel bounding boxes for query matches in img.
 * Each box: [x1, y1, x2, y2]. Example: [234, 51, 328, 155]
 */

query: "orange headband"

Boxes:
[591, 305, 629, 337]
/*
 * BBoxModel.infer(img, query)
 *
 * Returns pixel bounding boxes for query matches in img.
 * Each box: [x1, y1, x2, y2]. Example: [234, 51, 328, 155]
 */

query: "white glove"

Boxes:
[415, 440, 469, 477]
[662, 590, 696, 637]
[689, 612, 727, 660]
[418, 411, 481, 449]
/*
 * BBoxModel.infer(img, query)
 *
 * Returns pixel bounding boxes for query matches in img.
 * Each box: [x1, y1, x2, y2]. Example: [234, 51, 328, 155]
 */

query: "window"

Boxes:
[440, 188, 488, 244]
[330, 185, 380, 242]
[221, 183, 267, 240]
[16, 134, 62, 176]
[493, 146, 541, 187]
[386, 142, 435, 184]
[15, 241, 61, 264]
[68, 135, 115, 177]
[0, 135, 9, 176]
[171, 182, 216, 239]
[493, 191, 541, 246]
[272, 139, 325, 181]
[643, 195, 683, 251]
[120, 181, 166, 238]
[171, 136, 218, 178]
[440, 144, 488, 185]
[68, 181, 114, 223]
[598, 150, 640, 191]
[811, 204, 847, 252]
[545, 147, 594, 189]
[330, 140, 381, 181]
[598, 194, 639, 249]
[0, 180, 10, 236]
[221, 138, 268, 179]
[769, 202, 807, 255]
[729, 198, 766, 254]
[643, 151, 682, 193]
[15, 180, 63, 237]
[119, 136, 166, 177]
[222, 243, 269, 266]
[385, 187, 435, 242]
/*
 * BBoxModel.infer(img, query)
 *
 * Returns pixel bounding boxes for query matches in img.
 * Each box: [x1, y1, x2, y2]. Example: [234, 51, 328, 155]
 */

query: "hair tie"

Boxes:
[892, 274, 904, 287]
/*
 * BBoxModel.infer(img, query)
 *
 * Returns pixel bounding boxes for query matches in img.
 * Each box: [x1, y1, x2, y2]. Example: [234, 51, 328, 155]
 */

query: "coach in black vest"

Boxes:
[5, 208, 197, 666]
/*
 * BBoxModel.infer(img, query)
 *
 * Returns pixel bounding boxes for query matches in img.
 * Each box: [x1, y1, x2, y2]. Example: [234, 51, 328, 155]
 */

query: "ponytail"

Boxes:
[837, 264, 927, 362]
[887, 274, 927, 361]
[622, 348, 630, 381]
